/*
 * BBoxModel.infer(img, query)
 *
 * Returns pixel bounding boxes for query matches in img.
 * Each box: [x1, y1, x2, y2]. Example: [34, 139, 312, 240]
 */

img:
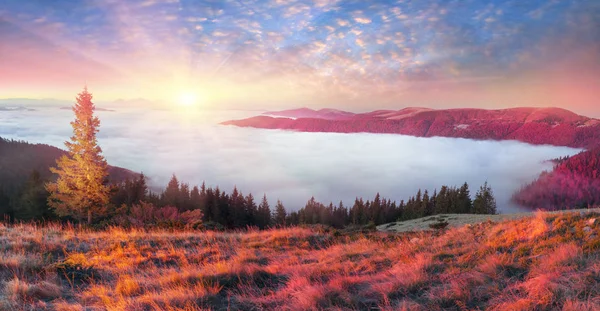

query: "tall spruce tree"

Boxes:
[46, 87, 110, 224]
[257, 194, 271, 229]
[274, 200, 287, 226]
[473, 182, 497, 214]
[162, 175, 180, 207]
[457, 182, 473, 213]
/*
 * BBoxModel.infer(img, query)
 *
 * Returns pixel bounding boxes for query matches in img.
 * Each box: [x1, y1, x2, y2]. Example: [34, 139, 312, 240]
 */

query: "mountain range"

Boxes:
[224, 107, 600, 148]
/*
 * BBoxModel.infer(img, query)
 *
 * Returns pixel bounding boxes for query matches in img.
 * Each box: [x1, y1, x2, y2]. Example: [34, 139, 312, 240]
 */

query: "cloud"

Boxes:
[336, 19, 349, 26]
[1, 0, 599, 109]
[0, 107, 582, 213]
[353, 17, 372, 24]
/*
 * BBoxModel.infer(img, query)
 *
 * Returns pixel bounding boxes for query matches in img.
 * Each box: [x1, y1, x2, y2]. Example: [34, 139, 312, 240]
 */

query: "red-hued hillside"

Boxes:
[223, 107, 600, 148]
[512, 147, 600, 210]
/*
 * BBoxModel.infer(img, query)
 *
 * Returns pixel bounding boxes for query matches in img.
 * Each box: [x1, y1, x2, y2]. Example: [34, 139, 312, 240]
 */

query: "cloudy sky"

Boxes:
[1, 0, 599, 114]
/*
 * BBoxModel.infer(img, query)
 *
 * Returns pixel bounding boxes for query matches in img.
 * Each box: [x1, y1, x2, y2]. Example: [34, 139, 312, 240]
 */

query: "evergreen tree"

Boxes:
[162, 174, 180, 207]
[426, 189, 436, 216]
[229, 186, 246, 227]
[179, 182, 191, 211]
[244, 193, 257, 226]
[371, 193, 383, 224]
[0, 188, 11, 221]
[133, 173, 148, 203]
[190, 186, 202, 210]
[421, 190, 430, 218]
[217, 191, 230, 227]
[257, 194, 271, 229]
[350, 197, 365, 225]
[15, 170, 52, 221]
[332, 200, 347, 228]
[274, 200, 287, 226]
[435, 186, 449, 214]
[287, 211, 300, 226]
[473, 182, 497, 214]
[210, 187, 221, 223]
[111, 173, 148, 207]
[46, 87, 110, 224]
[457, 182, 473, 213]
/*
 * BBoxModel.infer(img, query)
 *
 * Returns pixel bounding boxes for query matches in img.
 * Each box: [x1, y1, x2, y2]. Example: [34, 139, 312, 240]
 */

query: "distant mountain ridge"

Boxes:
[263, 107, 356, 120]
[223, 107, 600, 148]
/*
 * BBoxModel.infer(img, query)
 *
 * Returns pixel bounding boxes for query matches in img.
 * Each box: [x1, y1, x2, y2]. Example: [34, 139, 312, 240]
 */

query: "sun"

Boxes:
[177, 91, 199, 107]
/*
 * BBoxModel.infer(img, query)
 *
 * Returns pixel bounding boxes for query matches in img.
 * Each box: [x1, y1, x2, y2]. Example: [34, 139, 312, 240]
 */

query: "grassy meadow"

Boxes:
[0, 211, 599, 311]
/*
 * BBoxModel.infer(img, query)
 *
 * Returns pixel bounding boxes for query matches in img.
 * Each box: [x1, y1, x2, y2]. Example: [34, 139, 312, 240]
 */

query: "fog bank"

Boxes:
[0, 108, 582, 213]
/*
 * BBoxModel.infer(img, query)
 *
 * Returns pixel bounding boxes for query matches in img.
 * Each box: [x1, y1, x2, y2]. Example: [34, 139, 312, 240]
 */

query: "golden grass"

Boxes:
[0, 211, 598, 310]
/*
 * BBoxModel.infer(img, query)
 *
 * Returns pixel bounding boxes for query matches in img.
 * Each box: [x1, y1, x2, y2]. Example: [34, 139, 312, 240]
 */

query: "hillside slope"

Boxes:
[0, 137, 137, 194]
[223, 107, 600, 148]
[2, 211, 599, 310]
[513, 147, 600, 209]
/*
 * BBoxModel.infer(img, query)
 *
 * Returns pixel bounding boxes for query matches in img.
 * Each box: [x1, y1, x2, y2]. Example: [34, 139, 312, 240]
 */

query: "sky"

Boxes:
[0, 0, 599, 114]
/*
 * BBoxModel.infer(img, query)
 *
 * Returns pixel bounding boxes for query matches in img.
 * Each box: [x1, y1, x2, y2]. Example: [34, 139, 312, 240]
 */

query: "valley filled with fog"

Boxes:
[0, 107, 582, 213]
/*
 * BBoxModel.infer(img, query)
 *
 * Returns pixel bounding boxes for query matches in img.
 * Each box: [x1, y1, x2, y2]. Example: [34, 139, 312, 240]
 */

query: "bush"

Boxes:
[116, 202, 203, 229]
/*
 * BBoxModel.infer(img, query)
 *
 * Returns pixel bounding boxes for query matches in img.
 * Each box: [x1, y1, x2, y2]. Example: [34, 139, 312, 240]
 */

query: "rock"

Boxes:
[588, 218, 597, 226]
[583, 226, 592, 233]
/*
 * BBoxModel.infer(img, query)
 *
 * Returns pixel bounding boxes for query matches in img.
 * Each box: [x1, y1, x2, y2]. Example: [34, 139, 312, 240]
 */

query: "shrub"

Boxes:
[124, 202, 203, 229]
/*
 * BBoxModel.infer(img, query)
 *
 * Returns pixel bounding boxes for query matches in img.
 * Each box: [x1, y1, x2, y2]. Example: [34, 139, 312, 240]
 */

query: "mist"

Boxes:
[0, 107, 582, 213]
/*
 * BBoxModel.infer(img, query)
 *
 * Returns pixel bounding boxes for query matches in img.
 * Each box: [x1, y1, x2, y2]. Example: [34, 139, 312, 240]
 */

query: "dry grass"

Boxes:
[0, 211, 598, 310]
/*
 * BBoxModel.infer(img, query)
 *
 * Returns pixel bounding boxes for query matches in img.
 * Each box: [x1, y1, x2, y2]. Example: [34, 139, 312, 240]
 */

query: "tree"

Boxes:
[162, 174, 180, 207]
[0, 188, 12, 221]
[46, 87, 110, 224]
[473, 182, 497, 214]
[274, 200, 287, 226]
[457, 182, 473, 213]
[257, 194, 272, 229]
[179, 182, 191, 211]
[435, 186, 449, 214]
[244, 193, 257, 226]
[14, 170, 52, 221]
[350, 197, 366, 225]
[111, 173, 148, 207]
[421, 190, 430, 218]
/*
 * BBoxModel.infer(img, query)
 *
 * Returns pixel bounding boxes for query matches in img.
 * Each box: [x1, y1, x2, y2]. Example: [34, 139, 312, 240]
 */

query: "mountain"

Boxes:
[0, 137, 138, 195]
[263, 107, 356, 120]
[223, 107, 600, 148]
[512, 147, 600, 210]
[0, 98, 71, 108]
[0, 106, 36, 111]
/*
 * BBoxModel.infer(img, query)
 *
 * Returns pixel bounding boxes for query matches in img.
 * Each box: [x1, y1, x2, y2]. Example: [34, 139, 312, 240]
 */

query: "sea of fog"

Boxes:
[0, 106, 583, 213]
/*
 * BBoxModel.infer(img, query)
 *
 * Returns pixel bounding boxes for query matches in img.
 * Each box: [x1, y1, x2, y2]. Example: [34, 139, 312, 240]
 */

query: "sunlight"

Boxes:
[177, 91, 199, 107]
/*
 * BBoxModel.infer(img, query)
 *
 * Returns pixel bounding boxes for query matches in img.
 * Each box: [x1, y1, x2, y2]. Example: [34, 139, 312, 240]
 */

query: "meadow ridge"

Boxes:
[377, 208, 600, 233]
[1, 210, 599, 311]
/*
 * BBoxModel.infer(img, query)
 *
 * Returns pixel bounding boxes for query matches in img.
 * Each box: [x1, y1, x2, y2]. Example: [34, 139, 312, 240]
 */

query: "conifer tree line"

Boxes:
[1, 163, 498, 228]
[107, 175, 497, 229]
